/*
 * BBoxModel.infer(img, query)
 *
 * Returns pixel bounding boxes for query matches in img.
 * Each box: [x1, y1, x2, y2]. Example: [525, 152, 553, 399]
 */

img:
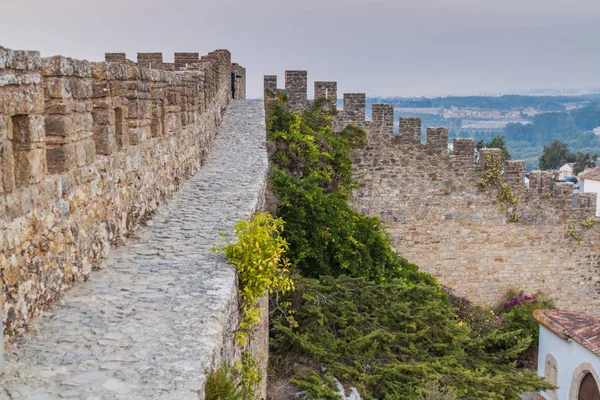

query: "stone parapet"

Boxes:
[0, 45, 245, 337]
[0, 100, 269, 398]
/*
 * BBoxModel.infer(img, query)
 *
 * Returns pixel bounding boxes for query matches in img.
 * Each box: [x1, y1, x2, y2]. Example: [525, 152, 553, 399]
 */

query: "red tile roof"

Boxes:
[534, 309, 600, 357]
[578, 166, 600, 181]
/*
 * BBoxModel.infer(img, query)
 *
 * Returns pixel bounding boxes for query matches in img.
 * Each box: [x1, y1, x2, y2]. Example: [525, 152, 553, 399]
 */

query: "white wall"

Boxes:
[538, 325, 600, 399]
[560, 170, 574, 180]
[581, 179, 600, 217]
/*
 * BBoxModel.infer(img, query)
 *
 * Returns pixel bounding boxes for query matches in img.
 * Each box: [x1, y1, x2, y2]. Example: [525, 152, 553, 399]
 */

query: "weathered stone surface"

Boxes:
[0, 47, 42, 71]
[1, 100, 268, 398]
[41, 56, 91, 78]
[13, 144, 46, 187]
[0, 45, 243, 338]
[0, 140, 15, 193]
[10, 115, 45, 144]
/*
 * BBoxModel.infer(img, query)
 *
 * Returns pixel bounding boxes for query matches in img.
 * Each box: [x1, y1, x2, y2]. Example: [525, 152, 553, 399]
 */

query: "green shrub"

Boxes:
[446, 291, 504, 339]
[270, 170, 428, 281]
[266, 95, 552, 399]
[268, 96, 366, 197]
[495, 289, 554, 346]
[235, 350, 262, 400]
[268, 95, 425, 282]
[270, 276, 551, 400]
[206, 365, 244, 400]
[215, 212, 294, 345]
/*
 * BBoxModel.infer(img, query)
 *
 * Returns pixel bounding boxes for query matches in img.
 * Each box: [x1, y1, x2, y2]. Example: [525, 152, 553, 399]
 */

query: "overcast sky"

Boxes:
[2, 0, 600, 98]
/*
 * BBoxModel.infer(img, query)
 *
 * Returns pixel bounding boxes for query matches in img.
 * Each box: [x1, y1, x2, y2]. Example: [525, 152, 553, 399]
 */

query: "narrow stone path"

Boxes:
[0, 100, 268, 400]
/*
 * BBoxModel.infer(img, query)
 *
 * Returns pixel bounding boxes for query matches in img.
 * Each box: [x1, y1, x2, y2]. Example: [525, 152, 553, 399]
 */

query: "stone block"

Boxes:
[92, 124, 115, 155]
[13, 144, 46, 186]
[129, 126, 150, 145]
[0, 195, 5, 219]
[91, 107, 114, 126]
[92, 82, 110, 98]
[174, 52, 199, 69]
[10, 114, 45, 144]
[150, 118, 163, 137]
[0, 140, 15, 193]
[45, 101, 72, 115]
[399, 118, 422, 145]
[140, 67, 161, 82]
[46, 143, 77, 174]
[126, 65, 140, 81]
[0, 71, 41, 87]
[126, 101, 143, 119]
[453, 138, 475, 157]
[105, 53, 126, 63]
[44, 77, 70, 99]
[82, 137, 96, 164]
[106, 63, 129, 81]
[41, 56, 91, 78]
[342, 93, 366, 121]
[0, 85, 44, 115]
[137, 53, 163, 69]
[82, 113, 94, 136]
[69, 78, 92, 99]
[0, 48, 42, 71]
[92, 99, 112, 110]
[75, 141, 88, 167]
[426, 127, 449, 152]
[45, 115, 75, 141]
[45, 77, 92, 100]
[0, 116, 8, 140]
[91, 62, 108, 80]
[165, 112, 181, 135]
[478, 148, 502, 167]
[110, 80, 127, 97]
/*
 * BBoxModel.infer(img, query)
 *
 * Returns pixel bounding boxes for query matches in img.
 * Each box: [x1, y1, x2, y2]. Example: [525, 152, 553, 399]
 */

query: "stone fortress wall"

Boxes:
[265, 71, 600, 315]
[0, 45, 244, 335]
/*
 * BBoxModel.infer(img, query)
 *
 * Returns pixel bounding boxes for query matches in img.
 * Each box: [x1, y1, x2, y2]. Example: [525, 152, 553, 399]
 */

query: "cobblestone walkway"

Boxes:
[0, 100, 268, 400]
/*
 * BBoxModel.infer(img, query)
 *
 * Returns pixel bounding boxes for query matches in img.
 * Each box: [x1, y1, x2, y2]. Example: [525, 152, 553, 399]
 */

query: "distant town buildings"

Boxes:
[559, 163, 575, 180]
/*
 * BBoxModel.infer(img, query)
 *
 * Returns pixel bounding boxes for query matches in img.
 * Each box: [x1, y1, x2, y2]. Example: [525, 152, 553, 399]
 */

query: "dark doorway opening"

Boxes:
[579, 373, 600, 400]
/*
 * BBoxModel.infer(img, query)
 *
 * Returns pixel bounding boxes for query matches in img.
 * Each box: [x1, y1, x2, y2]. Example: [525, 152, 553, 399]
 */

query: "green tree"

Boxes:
[571, 101, 600, 131]
[270, 276, 551, 400]
[266, 95, 552, 399]
[573, 151, 598, 175]
[475, 135, 511, 162]
[538, 139, 575, 170]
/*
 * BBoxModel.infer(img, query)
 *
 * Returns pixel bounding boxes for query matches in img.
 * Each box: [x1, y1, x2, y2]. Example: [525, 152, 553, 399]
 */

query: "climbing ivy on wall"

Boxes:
[265, 94, 552, 399]
[213, 211, 294, 399]
[215, 212, 293, 345]
[476, 154, 520, 222]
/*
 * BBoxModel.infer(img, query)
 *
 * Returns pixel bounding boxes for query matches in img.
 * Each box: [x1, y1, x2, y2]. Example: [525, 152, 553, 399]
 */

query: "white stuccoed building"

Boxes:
[535, 309, 600, 400]
[578, 167, 600, 217]
[559, 163, 575, 180]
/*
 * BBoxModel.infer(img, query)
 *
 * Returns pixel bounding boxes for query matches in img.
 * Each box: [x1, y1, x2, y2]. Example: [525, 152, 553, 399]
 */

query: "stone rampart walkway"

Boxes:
[0, 100, 268, 399]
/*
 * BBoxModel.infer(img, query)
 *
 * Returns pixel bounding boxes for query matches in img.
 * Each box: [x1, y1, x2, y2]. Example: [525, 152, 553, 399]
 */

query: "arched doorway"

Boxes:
[579, 373, 600, 400]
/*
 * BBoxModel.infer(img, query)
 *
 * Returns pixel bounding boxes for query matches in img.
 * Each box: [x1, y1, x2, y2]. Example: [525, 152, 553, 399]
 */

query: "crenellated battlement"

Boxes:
[102, 51, 222, 72]
[314, 81, 337, 101]
[1, 44, 245, 334]
[137, 52, 164, 68]
[263, 70, 600, 219]
[264, 69, 600, 314]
